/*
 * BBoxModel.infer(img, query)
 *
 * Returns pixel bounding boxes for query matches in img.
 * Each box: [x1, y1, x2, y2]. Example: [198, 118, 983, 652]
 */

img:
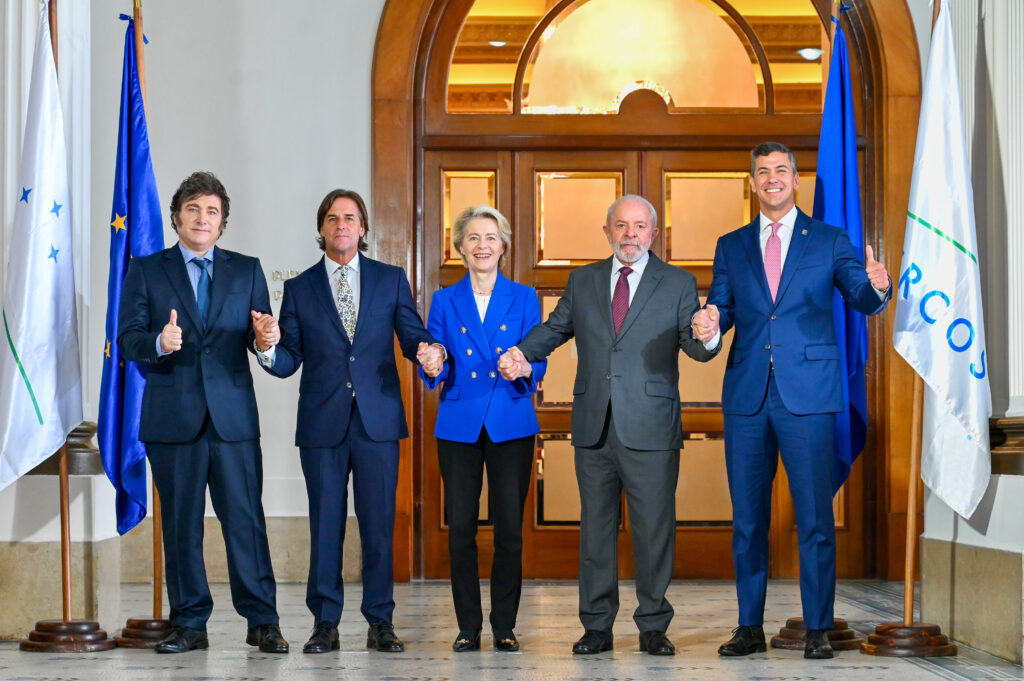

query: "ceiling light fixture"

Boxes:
[797, 47, 823, 61]
[489, 40, 506, 47]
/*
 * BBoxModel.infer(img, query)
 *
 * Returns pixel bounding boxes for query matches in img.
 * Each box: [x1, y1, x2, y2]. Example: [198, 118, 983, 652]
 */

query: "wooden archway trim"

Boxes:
[372, 0, 922, 580]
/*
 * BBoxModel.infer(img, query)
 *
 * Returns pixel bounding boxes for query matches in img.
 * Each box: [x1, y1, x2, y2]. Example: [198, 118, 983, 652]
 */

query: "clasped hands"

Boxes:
[251, 311, 281, 351]
[417, 342, 445, 378]
[691, 305, 720, 344]
[497, 346, 532, 381]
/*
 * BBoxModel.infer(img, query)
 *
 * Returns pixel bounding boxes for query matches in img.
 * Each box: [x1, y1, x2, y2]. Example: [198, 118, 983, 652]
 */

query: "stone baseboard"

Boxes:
[921, 536, 1023, 663]
[0, 537, 120, 640]
[120, 516, 362, 584]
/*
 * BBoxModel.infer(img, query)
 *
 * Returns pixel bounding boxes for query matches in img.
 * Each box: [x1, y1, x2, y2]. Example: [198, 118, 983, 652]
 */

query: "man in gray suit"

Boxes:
[499, 195, 719, 655]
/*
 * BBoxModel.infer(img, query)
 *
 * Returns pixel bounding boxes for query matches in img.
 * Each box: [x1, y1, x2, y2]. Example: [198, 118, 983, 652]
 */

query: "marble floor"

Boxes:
[0, 579, 1020, 681]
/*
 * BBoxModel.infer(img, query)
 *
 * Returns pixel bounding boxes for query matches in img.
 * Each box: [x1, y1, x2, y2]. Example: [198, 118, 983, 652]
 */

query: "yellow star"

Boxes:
[111, 214, 127, 232]
[104, 340, 111, 358]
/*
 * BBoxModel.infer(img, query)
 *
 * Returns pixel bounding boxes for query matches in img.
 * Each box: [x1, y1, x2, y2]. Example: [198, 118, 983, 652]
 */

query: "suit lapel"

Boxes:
[483, 274, 514, 346]
[353, 255, 376, 345]
[739, 220, 773, 306]
[159, 246, 203, 331]
[206, 248, 233, 328]
[311, 257, 351, 343]
[774, 210, 812, 305]
[593, 258, 614, 339]
[616, 253, 662, 340]
[451, 276, 490, 356]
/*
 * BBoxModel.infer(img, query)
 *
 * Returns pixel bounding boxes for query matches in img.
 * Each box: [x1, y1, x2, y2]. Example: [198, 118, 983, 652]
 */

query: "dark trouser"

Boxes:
[724, 371, 837, 630]
[300, 401, 400, 626]
[437, 430, 534, 634]
[575, 407, 678, 634]
[147, 416, 278, 630]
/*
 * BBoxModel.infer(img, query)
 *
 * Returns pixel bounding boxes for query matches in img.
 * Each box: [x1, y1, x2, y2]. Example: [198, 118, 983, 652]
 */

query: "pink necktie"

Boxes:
[612, 266, 632, 335]
[765, 222, 782, 301]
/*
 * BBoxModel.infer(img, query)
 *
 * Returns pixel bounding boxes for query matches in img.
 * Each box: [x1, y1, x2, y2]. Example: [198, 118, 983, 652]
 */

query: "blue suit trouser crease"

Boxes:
[724, 372, 837, 630]
[300, 399, 400, 626]
[146, 415, 279, 630]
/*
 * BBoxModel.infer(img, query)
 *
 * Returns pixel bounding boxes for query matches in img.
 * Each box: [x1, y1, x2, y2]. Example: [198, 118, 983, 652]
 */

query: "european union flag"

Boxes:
[813, 7, 868, 494]
[98, 15, 164, 535]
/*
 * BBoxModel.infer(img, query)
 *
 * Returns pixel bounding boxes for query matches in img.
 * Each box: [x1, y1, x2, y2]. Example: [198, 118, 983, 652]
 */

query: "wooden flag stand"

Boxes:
[860, 376, 956, 656]
[111, 1, 172, 649]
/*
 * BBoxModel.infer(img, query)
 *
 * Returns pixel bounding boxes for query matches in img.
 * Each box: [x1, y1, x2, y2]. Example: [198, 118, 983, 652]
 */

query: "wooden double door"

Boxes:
[416, 144, 867, 581]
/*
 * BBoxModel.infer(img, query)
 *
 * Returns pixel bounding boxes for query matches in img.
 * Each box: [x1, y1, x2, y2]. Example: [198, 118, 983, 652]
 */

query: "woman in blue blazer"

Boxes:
[420, 205, 546, 653]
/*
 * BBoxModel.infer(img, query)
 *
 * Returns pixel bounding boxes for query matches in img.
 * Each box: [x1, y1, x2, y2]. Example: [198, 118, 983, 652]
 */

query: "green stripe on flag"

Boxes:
[907, 211, 978, 264]
[2, 308, 44, 425]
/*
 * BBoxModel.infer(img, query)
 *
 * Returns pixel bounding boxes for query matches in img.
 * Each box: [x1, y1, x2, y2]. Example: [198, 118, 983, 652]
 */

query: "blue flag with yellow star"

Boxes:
[98, 15, 164, 535]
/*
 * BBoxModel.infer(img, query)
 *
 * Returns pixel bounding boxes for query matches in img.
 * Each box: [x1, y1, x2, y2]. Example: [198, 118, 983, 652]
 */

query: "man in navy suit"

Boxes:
[696, 142, 890, 659]
[256, 189, 442, 654]
[118, 172, 287, 654]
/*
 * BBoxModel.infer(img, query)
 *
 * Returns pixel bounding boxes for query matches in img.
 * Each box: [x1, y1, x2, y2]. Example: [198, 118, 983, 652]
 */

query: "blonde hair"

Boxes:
[452, 205, 512, 269]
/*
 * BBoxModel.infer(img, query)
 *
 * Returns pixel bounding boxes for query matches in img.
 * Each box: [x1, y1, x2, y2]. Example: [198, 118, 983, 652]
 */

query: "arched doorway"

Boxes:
[373, 0, 922, 581]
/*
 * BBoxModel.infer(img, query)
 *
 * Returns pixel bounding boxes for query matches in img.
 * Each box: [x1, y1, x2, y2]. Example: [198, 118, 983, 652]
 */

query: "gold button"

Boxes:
[499, 324, 507, 331]
[470, 371, 477, 378]
[465, 348, 473, 356]
[460, 327, 467, 333]
[496, 347, 503, 354]
[489, 371, 496, 378]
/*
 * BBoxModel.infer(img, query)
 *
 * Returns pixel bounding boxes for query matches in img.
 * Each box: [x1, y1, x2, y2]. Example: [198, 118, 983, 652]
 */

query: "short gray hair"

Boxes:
[606, 194, 658, 230]
[750, 141, 797, 176]
[452, 205, 512, 269]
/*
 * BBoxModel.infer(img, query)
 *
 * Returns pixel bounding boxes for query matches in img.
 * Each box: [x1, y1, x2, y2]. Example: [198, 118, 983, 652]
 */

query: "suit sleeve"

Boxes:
[706, 237, 736, 335]
[394, 269, 437, 363]
[831, 230, 891, 316]
[247, 258, 272, 356]
[517, 271, 577, 362]
[419, 291, 450, 389]
[117, 259, 161, 363]
[262, 277, 303, 378]
[677, 271, 718, 362]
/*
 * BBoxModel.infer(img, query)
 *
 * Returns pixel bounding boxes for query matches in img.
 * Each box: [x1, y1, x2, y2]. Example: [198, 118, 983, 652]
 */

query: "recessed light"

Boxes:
[489, 40, 507, 47]
[797, 47, 823, 61]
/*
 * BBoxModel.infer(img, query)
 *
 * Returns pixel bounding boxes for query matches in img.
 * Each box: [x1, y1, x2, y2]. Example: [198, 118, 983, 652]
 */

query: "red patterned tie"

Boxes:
[612, 266, 632, 335]
[765, 222, 782, 301]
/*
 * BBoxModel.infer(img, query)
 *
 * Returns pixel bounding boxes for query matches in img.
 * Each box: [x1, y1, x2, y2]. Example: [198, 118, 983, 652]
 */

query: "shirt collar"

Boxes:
[178, 242, 214, 263]
[326, 251, 360, 277]
[759, 205, 798, 233]
[612, 249, 650, 276]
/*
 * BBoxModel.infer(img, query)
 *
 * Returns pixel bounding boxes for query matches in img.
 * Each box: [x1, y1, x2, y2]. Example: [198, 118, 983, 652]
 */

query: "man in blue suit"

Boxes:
[118, 172, 287, 654]
[256, 189, 442, 654]
[697, 143, 890, 659]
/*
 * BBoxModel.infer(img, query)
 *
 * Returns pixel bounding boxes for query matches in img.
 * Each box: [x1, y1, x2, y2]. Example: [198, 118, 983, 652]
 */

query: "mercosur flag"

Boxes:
[893, 0, 991, 518]
[0, 3, 83, 489]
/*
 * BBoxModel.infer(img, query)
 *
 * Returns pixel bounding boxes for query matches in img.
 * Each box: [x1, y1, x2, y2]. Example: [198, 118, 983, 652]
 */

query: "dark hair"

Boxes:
[750, 141, 798, 176]
[315, 188, 369, 253]
[169, 171, 230, 232]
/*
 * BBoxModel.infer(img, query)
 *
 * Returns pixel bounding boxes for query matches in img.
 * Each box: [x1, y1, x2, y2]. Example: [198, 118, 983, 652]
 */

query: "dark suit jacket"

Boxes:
[263, 255, 434, 447]
[117, 245, 271, 443]
[517, 253, 717, 451]
[420, 272, 547, 444]
[706, 209, 890, 416]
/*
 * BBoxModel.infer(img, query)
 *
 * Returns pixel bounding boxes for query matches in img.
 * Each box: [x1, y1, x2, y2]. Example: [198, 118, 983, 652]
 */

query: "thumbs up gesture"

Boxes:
[160, 309, 183, 354]
[865, 245, 889, 290]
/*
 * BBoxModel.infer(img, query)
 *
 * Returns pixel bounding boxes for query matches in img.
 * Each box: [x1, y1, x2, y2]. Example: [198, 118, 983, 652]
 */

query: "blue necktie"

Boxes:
[193, 258, 211, 326]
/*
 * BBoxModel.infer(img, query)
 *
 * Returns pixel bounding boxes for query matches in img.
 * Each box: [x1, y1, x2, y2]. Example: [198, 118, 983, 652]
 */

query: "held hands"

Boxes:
[417, 342, 445, 378]
[497, 346, 532, 381]
[251, 311, 281, 351]
[865, 245, 889, 291]
[160, 309, 183, 354]
[691, 304, 720, 344]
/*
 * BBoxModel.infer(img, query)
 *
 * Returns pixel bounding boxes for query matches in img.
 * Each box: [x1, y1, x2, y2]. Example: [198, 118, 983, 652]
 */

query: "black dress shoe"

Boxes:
[639, 630, 675, 655]
[367, 622, 405, 652]
[492, 630, 519, 652]
[154, 626, 208, 654]
[302, 622, 339, 654]
[452, 629, 481, 652]
[717, 625, 766, 656]
[804, 629, 835, 659]
[572, 629, 613, 654]
[245, 623, 289, 653]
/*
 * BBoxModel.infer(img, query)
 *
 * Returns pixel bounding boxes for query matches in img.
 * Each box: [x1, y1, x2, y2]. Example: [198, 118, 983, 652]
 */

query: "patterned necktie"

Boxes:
[765, 222, 782, 301]
[336, 265, 357, 341]
[192, 258, 211, 326]
[611, 266, 632, 335]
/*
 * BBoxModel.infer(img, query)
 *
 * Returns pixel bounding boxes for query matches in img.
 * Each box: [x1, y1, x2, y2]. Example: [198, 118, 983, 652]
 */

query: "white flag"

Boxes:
[0, 3, 83, 490]
[893, 1, 991, 518]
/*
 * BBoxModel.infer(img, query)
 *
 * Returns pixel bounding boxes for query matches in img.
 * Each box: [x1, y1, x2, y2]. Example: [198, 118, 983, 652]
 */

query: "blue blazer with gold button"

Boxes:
[421, 272, 547, 444]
